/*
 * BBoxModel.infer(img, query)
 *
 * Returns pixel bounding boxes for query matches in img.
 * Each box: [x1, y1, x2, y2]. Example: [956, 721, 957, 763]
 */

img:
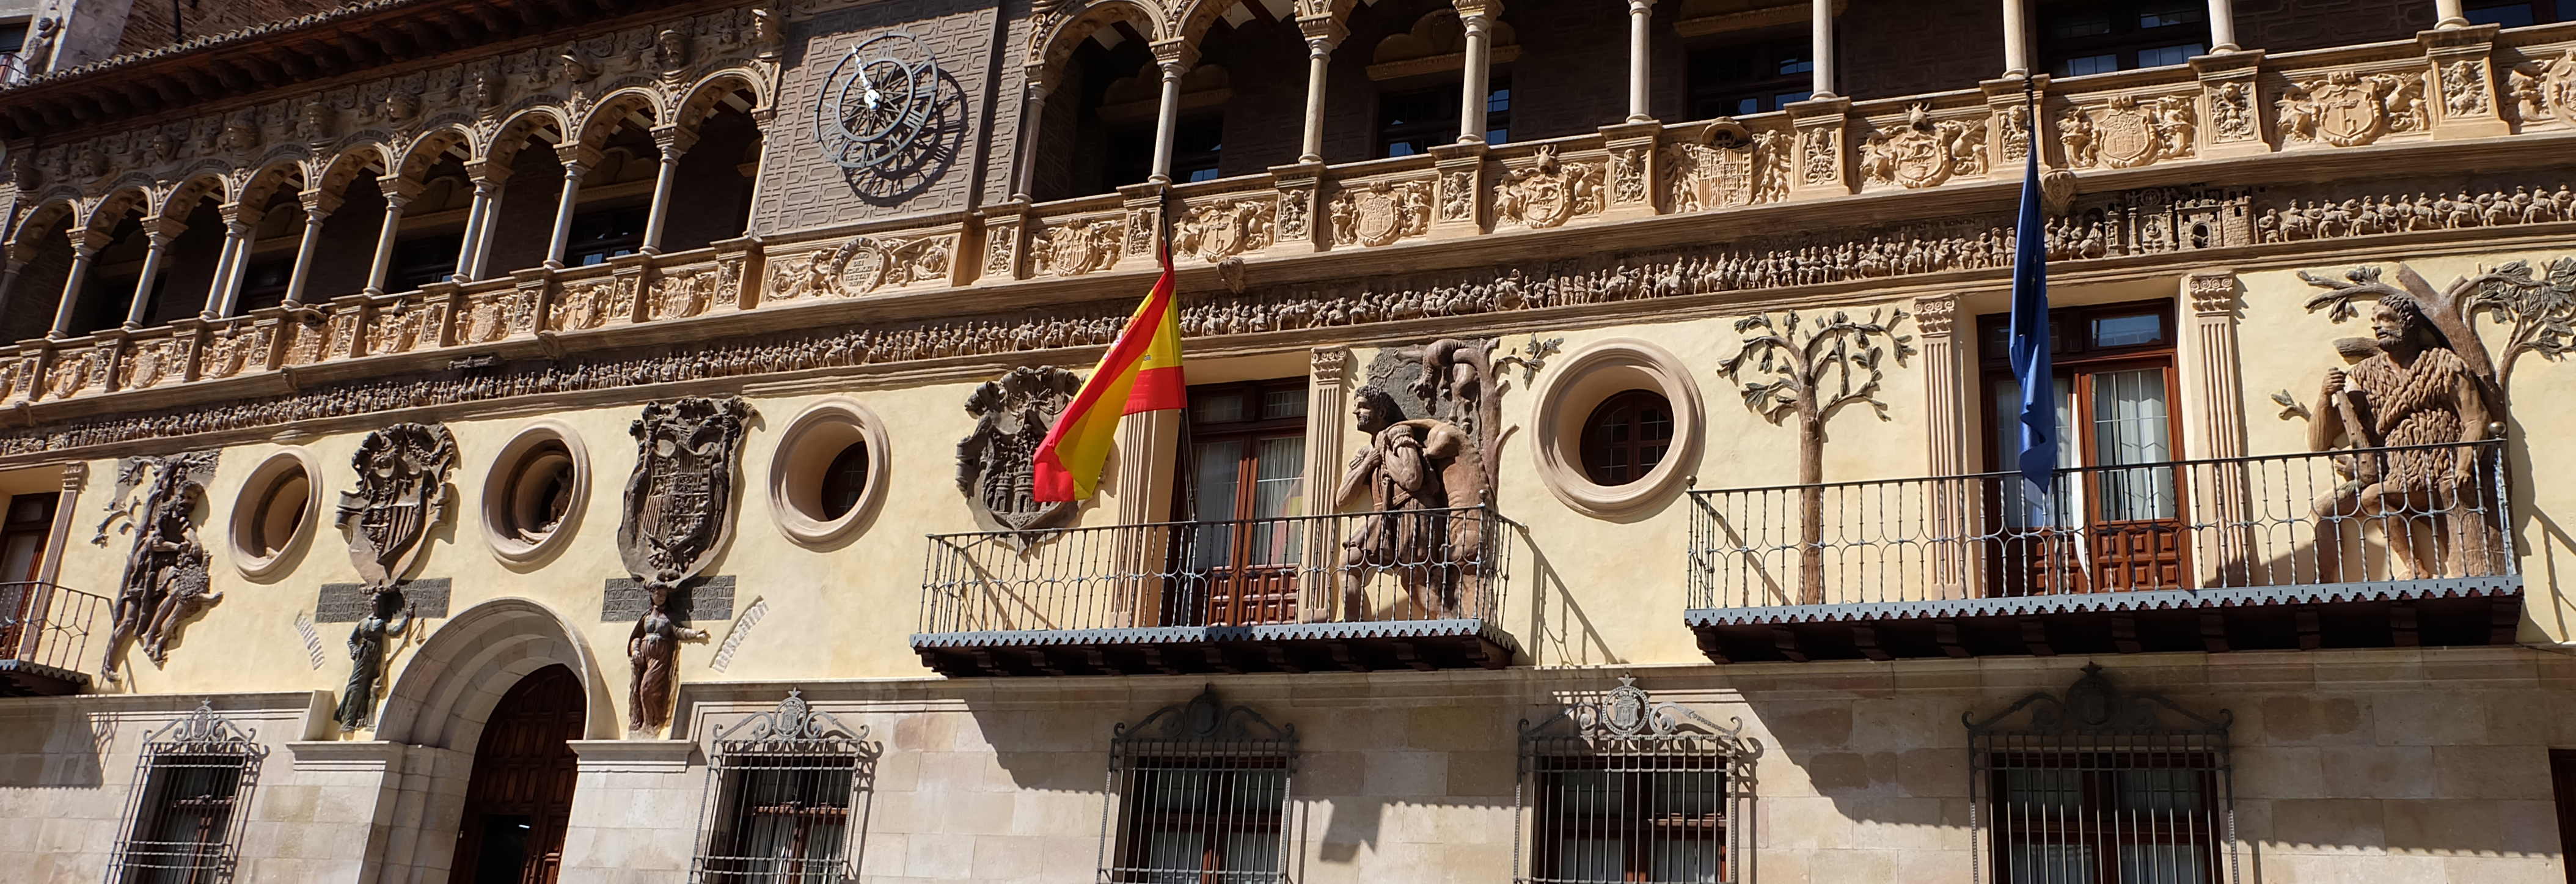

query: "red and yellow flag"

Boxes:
[1031, 249, 1185, 502]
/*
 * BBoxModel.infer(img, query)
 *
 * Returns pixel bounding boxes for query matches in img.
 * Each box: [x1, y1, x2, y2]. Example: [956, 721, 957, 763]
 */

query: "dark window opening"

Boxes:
[1107, 116, 1226, 186]
[1378, 78, 1512, 158]
[1687, 36, 1815, 119]
[2039, 0, 2210, 77]
[1581, 390, 1675, 486]
[693, 693, 873, 884]
[0, 22, 27, 54]
[566, 205, 648, 267]
[820, 442, 871, 521]
[389, 234, 464, 292]
[236, 257, 293, 314]
[2464, 0, 2576, 25]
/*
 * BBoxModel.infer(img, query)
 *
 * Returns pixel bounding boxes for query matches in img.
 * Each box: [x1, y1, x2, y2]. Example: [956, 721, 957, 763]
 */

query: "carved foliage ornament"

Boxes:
[337, 423, 458, 589]
[954, 366, 1082, 540]
[620, 397, 754, 588]
[714, 689, 868, 753]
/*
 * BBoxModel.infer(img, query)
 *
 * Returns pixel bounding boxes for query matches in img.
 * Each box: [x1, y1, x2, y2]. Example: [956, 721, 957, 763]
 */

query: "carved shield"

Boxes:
[1048, 225, 1099, 275]
[335, 424, 457, 589]
[1203, 210, 1247, 258]
[1889, 131, 1948, 189]
[2095, 107, 2159, 168]
[1519, 174, 1574, 227]
[1682, 144, 1755, 209]
[2547, 64, 2576, 127]
[620, 397, 753, 586]
[1353, 189, 1402, 246]
[2314, 81, 2386, 147]
[955, 366, 1082, 543]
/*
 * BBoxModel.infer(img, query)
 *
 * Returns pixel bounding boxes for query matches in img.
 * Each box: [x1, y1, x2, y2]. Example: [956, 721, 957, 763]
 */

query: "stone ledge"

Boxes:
[568, 739, 695, 773]
[287, 740, 406, 773]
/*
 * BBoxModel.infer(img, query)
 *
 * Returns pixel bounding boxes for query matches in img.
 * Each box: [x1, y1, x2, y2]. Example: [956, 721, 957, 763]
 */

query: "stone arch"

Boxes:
[575, 87, 667, 151]
[486, 107, 571, 171]
[675, 68, 769, 133]
[1171, 0, 1326, 50]
[374, 597, 615, 751]
[1026, 0, 1169, 87]
[394, 125, 478, 183]
[8, 199, 81, 250]
[156, 172, 233, 220]
[312, 144, 391, 203]
[85, 186, 155, 235]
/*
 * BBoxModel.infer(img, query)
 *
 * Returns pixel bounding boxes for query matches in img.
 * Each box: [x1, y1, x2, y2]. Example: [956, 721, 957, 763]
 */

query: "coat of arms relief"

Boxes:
[2060, 94, 2198, 170]
[2278, 69, 2429, 148]
[337, 423, 459, 589]
[954, 366, 1083, 543]
[618, 396, 753, 735]
[1659, 118, 1790, 213]
[1858, 104, 1989, 190]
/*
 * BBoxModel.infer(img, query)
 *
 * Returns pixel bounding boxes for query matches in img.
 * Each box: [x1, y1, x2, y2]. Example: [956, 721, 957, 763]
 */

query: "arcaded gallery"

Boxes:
[0, 0, 2574, 880]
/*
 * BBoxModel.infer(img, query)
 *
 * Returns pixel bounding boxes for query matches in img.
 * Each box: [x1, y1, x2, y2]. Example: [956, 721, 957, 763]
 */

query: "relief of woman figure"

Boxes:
[627, 583, 707, 734]
[337, 590, 414, 732]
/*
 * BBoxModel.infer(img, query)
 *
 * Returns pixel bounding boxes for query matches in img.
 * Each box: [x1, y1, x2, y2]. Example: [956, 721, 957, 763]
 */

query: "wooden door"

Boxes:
[450, 665, 584, 884]
[1175, 381, 1308, 627]
[0, 493, 57, 657]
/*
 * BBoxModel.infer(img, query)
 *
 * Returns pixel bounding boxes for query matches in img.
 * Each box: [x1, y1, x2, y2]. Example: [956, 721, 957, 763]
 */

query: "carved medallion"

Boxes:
[337, 423, 457, 589]
[620, 397, 754, 587]
[954, 366, 1081, 541]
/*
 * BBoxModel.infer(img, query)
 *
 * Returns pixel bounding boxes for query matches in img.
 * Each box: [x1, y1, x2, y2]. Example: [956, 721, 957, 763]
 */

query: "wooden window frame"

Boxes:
[1580, 390, 1677, 487]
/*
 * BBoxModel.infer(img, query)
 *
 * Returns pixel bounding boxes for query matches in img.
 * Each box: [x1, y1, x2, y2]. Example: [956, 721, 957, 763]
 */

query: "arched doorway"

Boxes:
[449, 663, 584, 884]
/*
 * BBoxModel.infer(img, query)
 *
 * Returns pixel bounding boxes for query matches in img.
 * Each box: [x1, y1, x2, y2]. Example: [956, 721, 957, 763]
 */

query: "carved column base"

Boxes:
[1270, 161, 1327, 253]
[1427, 141, 1491, 238]
[2420, 26, 2511, 140]
[2190, 50, 2270, 158]
[1784, 95, 1854, 199]
[1597, 121, 1663, 220]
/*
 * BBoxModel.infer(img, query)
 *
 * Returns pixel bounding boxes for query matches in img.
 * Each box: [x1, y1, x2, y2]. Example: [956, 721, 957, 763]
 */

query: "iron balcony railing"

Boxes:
[920, 506, 1514, 638]
[1, 580, 110, 675]
[1687, 440, 2513, 611]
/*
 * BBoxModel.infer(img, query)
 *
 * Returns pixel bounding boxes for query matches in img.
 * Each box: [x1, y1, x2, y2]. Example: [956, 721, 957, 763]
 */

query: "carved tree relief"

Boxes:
[1718, 309, 1914, 604]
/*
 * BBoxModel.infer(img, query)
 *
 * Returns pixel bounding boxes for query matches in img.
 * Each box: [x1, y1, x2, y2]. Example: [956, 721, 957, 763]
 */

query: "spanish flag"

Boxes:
[1031, 249, 1185, 502]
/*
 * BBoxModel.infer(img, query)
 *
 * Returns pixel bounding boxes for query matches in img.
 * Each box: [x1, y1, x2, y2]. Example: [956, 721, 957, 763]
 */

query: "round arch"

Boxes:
[374, 597, 615, 751]
[674, 69, 769, 133]
[232, 161, 307, 216]
[7, 199, 80, 250]
[1026, 0, 1169, 86]
[574, 88, 668, 152]
[393, 125, 478, 183]
[86, 186, 155, 235]
[486, 108, 571, 170]
[157, 172, 233, 221]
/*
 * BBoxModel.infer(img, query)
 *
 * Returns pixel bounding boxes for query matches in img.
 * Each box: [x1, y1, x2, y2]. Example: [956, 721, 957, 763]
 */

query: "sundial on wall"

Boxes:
[816, 32, 943, 173]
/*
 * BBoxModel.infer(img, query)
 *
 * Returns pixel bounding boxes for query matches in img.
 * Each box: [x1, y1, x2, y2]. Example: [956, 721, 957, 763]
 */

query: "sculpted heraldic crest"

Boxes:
[337, 424, 458, 590]
[621, 397, 755, 589]
[955, 366, 1083, 541]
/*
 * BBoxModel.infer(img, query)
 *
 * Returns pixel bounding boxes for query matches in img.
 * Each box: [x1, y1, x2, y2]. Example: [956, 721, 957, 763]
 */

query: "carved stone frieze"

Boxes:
[370, 301, 446, 355]
[42, 345, 109, 400]
[336, 423, 458, 589]
[1660, 119, 1788, 213]
[1172, 196, 1278, 262]
[1276, 185, 1314, 241]
[620, 396, 753, 588]
[2258, 184, 2571, 241]
[1031, 216, 1126, 277]
[456, 288, 542, 345]
[2278, 70, 2427, 147]
[2516, 48, 2576, 128]
[2062, 94, 2197, 170]
[766, 234, 956, 299]
[199, 321, 273, 380]
[1494, 147, 1606, 230]
[115, 335, 193, 391]
[1440, 169, 1476, 221]
[1859, 105, 1987, 190]
[649, 263, 737, 320]
[1330, 179, 1434, 247]
[552, 276, 639, 331]
[954, 366, 1082, 542]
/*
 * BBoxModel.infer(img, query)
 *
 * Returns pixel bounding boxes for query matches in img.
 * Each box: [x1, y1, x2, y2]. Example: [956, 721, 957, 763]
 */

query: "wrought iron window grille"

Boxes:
[1101, 686, 1298, 884]
[690, 690, 877, 884]
[109, 701, 265, 884]
[1517, 676, 1761, 884]
[1967, 665, 2236, 884]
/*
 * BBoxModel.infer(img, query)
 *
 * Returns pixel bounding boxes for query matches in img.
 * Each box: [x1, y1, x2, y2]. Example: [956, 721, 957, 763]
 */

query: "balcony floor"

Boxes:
[1686, 578, 2522, 663]
[0, 659, 91, 697]
[912, 618, 1520, 677]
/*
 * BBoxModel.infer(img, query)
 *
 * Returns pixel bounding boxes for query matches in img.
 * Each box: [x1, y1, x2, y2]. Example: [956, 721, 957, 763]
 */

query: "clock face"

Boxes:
[816, 32, 942, 172]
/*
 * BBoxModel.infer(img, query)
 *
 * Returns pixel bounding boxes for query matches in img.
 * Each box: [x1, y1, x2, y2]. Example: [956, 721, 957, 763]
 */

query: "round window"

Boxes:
[230, 449, 321, 578]
[769, 398, 891, 545]
[481, 421, 591, 565]
[1581, 390, 1675, 486]
[819, 441, 871, 521]
[503, 441, 577, 543]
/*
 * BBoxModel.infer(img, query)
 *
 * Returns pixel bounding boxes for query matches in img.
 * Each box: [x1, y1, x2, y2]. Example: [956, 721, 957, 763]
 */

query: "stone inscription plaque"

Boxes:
[314, 578, 453, 623]
[601, 575, 734, 623]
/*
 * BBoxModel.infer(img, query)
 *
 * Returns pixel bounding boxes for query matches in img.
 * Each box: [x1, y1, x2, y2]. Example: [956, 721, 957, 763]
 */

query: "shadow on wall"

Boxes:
[1520, 521, 1622, 668]
[0, 705, 109, 788]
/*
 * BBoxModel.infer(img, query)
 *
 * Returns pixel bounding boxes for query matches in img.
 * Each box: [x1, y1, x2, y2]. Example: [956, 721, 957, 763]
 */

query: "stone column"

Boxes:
[1626, 0, 1656, 122]
[202, 216, 241, 317]
[2000, 0, 2029, 78]
[640, 128, 690, 255]
[364, 182, 414, 297]
[1298, 18, 1347, 163]
[1011, 78, 1053, 201]
[282, 199, 332, 308]
[2434, 0, 2467, 29]
[546, 147, 596, 270]
[1812, 0, 1838, 96]
[49, 230, 106, 338]
[1455, 0, 1502, 142]
[123, 227, 176, 329]
[1300, 347, 1353, 621]
[2186, 271, 2252, 584]
[1915, 294, 1969, 599]
[1147, 41, 1195, 184]
[0, 254, 25, 320]
[2206, 0, 2239, 51]
[1113, 408, 1184, 625]
[466, 169, 508, 281]
[452, 174, 495, 281]
[210, 215, 257, 319]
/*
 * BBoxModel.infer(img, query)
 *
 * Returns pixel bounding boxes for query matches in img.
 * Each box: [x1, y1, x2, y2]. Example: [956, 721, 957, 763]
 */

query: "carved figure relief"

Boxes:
[2440, 60, 2490, 119]
[1800, 126, 1840, 185]
[335, 589, 414, 732]
[1337, 341, 1500, 620]
[1276, 186, 1313, 241]
[1495, 147, 1605, 230]
[2063, 94, 2197, 169]
[620, 397, 753, 589]
[1860, 105, 1988, 189]
[1331, 180, 1434, 247]
[1032, 217, 1125, 277]
[1173, 197, 1278, 262]
[2209, 81, 2258, 142]
[954, 366, 1082, 540]
[1660, 119, 1788, 213]
[2278, 70, 2424, 147]
[1610, 146, 1648, 205]
[336, 423, 456, 589]
[101, 452, 221, 681]
[1440, 170, 1476, 221]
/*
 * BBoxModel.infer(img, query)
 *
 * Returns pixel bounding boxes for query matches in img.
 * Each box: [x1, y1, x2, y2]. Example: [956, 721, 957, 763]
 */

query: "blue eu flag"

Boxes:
[2008, 94, 2057, 521]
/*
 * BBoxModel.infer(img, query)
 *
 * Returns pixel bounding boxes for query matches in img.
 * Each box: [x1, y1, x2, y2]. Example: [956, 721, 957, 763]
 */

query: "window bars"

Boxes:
[1517, 676, 1761, 884]
[1967, 665, 2235, 884]
[691, 690, 876, 884]
[1102, 687, 1297, 884]
[109, 701, 265, 884]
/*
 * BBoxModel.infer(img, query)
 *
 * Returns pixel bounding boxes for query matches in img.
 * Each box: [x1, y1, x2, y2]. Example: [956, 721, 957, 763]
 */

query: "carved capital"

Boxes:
[1912, 293, 1960, 336]
[60, 460, 87, 493]
[2185, 271, 2237, 316]
[378, 175, 425, 204]
[1310, 345, 1352, 381]
[1297, 16, 1348, 50]
[1451, 0, 1504, 25]
[300, 187, 344, 218]
[1150, 39, 1198, 72]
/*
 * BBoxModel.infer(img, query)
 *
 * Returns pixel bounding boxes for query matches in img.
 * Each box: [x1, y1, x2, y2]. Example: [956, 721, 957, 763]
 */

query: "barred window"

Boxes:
[1103, 687, 1296, 884]
[1970, 665, 2234, 884]
[1518, 676, 1758, 884]
[111, 702, 265, 884]
[692, 690, 875, 884]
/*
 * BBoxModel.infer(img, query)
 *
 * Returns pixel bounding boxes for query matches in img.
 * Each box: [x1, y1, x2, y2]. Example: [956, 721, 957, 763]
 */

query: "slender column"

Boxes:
[640, 132, 687, 255]
[1297, 21, 1346, 163]
[451, 180, 492, 281]
[49, 232, 104, 338]
[1457, 0, 1500, 142]
[1009, 79, 1054, 201]
[123, 229, 175, 329]
[1812, 0, 1837, 96]
[282, 206, 328, 308]
[202, 224, 240, 317]
[211, 219, 254, 319]
[2206, 0, 2238, 51]
[544, 158, 588, 269]
[2435, 0, 2467, 28]
[1626, 0, 1656, 122]
[1300, 347, 1353, 620]
[1147, 41, 1195, 184]
[364, 188, 411, 297]
[467, 182, 505, 279]
[2001, 0, 2029, 77]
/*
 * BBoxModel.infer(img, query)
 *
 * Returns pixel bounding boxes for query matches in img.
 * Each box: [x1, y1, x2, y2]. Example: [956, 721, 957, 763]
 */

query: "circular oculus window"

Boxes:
[1530, 338, 1705, 517]
[481, 421, 591, 565]
[769, 398, 891, 546]
[230, 449, 321, 578]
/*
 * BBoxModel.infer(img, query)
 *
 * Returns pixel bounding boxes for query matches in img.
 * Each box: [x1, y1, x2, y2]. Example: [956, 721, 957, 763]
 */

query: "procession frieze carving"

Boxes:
[1495, 147, 1605, 230]
[1859, 105, 1988, 190]
[1173, 196, 1278, 262]
[1331, 179, 1434, 248]
[954, 366, 1083, 542]
[2060, 94, 2197, 169]
[2259, 184, 2572, 241]
[338, 424, 457, 589]
[1659, 119, 1788, 213]
[2278, 69, 2427, 147]
[1032, 216, 1126, 277]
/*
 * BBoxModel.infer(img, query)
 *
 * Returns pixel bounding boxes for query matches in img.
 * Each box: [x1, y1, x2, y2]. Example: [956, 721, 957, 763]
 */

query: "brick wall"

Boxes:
[1842, 0, 2005, 100]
